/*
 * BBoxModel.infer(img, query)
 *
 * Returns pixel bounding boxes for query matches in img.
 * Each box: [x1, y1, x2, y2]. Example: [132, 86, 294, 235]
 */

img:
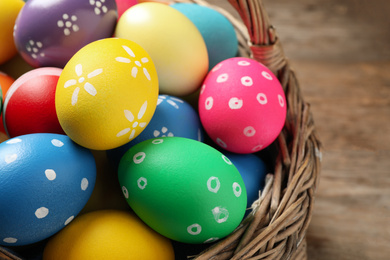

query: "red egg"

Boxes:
[198, 57, 286, 154]
[3, 67, 65, 138]
[115, 0, 138, 19]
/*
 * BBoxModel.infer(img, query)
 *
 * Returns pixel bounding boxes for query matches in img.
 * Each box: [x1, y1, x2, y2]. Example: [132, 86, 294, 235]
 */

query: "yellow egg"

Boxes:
[0, 0, 24, 65]
[55, 38, 159, 150]
[115, 2, 208, 96]
[43, 210, 175, 260]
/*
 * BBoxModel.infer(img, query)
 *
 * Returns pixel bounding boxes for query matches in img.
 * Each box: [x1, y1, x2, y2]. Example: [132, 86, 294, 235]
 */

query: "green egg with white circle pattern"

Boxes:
[118, 137, 247, 244]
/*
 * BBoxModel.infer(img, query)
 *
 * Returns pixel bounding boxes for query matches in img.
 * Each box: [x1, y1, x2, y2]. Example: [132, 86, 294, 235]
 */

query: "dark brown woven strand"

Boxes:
[171, 0, 322, 259]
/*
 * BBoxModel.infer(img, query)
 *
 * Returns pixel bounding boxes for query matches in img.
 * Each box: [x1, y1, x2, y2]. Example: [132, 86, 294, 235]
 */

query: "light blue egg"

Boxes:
[107, 95, 204, 168]
[223, 152, 268, 210]
[0, 133, 96, 246]
[171, 3, 238, 71]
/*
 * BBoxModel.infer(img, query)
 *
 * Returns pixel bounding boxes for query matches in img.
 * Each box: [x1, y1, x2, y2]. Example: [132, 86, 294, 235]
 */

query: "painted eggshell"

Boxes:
[43, 210, 175, 260]
[118, 137, 247, 244]
[0, 133, 96, 246]
[115, 2, 208, 96]
[0, 0, 24, 65]
[115, 0, 138, 19]
[107, 94, 204, 168]
[13, 0, 117, 68]
[198, 57, 287, 154]
[171, 3, 238, 71]
[223, 152, 268, 210]
[3, 67, 65, 138]
[55, 38, 159, 150]
[0, 72, 15, 142]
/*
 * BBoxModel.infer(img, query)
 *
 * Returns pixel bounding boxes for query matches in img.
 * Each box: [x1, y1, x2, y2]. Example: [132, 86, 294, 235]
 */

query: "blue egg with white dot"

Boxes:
[223, 152, 268, 210]
[107, 95, 204, 168]
[0, 133, 96, 246]
[171, 3, 238, 71]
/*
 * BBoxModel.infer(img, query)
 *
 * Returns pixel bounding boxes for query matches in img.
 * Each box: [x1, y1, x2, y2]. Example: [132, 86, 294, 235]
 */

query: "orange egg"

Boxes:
[0, 71, 15, 142]
[0, 0, 25, 65]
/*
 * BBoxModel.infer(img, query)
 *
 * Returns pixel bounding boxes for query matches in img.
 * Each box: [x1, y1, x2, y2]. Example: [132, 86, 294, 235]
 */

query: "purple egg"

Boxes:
[14, 0, 118, 68]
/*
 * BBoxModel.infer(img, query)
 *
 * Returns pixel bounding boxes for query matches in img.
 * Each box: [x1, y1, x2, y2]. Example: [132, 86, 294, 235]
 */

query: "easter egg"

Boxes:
[198, 57, 287, 154]
[115, 2, 208, 96]
[13, 0, 117, 68]
[223, 152, 268, 209]
[0, 72, 15, 142]
[0, 0, 24, 65]
[0, 133, 96, 246]
[3, 67, 65, 138]
[107, 94, 204, 168]
[43, 210, 175, 260]
[171, 3, 238, 71]
[55, 38, 159, 150]
[116, 0, 138, 19]
[118, 137, 247, 244]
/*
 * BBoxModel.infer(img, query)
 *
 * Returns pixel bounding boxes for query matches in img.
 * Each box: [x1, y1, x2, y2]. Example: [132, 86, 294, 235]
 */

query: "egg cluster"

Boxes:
[0, 0, 284, 259]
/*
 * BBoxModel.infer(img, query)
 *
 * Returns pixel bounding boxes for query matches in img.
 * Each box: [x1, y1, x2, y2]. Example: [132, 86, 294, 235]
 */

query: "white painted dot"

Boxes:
[167, 99, 179, 109]
[57, 20, 64, 28]
[122, 186, 129, 198]
[78, 77, 85, 83]
[228, 97, 243, 109]
[135, 61, 141, 67]
[29, 40, 34, 45]
[141, 57, 149, 63]
[64, 216, 74, 225]
[204, 237, 219, 243]
[207, 176, 220, 193]
[252, 144, 263, 152]
[205, 96, 213, 110]
[45, 169, 56, 181]
[63, 14, 69, 20]
[261, 71, 273, 80]
[6, 138, 22, 144]
[36, 42, 43, 48]
[32, 47, 38, 53]
[211, 63, 222, 72]
[233, 182, 242, 197]
[137, 177, 147, 190]
[278, 94, 285, 107]
[222, 155, 232, 165]
[187, 224, 202, 235]
[90, 0, 95, 5]
[96, 1, 102, 7]
[94, 7, 101, 15]
[72, 24, 79, 32]
[238, 60, 251, 66]
[81, 178, 89, 191]
[216, 73, 228, 83]
[212, 206, 229, 223]
[26, 46, 32, 52]
[200, 84, 206, 94]
[102, 6, 108, 13]
[31, 54, 37, 59]
[4, 154, 17, 164]
[71, 15, 77, 21]
[64, 28, 70, 36]
[3, 237, 17, 244]
[133, 152, 146, 164]
[216, 138, 227, 148]
[132, 121, 138, 128]
[243, 126, 256, 137]
[152, 139, 164, 144]
[40, 53, 45, 57]
[35, 207, 49, 219]
[51, 139, 64, 147]
[241, 76, 253, 86]
[65, 21, 72, 28]
[257, 93, 268, 105]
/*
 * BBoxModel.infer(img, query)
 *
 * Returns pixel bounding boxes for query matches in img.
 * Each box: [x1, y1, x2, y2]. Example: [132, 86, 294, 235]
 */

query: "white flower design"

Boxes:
[115, 45, 151, 81]
[64, 64, 103, 106]
[117, 101, 148, 139]
[57, 13, 79, 36]
[153, 127, 174, 137]
[158, 95, 184, 108]
[26, 40, 44, 59]
[90, 0, 108, 15]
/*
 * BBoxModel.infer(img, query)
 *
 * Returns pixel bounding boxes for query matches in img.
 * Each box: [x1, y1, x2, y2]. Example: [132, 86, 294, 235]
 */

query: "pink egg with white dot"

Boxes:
[198, 57, 286, 154]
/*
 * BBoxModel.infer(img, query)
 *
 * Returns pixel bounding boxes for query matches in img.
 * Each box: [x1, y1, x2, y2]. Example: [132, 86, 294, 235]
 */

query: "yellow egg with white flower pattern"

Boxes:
[55, 38, 159, 150]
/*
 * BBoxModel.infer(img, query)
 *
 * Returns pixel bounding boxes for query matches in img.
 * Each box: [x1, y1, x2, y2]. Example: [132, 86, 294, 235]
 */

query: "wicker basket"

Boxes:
[170, 0, 322, 259]
[0, 0, 322, 259]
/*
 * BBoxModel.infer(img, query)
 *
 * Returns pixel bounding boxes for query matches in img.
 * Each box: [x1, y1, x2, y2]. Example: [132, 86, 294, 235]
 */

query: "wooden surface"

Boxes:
[215, 0, 390, 259]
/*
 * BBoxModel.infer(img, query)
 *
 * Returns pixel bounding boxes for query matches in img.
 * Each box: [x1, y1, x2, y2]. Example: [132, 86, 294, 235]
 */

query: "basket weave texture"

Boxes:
[0, 1, 322, 260]
[172, 0, 322, 259]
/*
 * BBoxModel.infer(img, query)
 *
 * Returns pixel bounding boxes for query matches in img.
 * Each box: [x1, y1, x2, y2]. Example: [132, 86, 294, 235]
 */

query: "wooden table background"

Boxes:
[216, 0, 390, 259]
[1, 0, 389, 259]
